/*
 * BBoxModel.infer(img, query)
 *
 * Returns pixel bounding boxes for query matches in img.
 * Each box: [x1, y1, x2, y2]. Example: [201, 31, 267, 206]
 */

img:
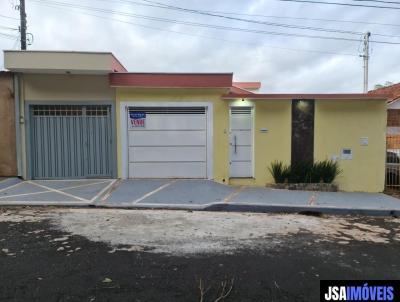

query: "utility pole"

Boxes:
[19, 0, 27, 50]
[360, 31, 371, 93]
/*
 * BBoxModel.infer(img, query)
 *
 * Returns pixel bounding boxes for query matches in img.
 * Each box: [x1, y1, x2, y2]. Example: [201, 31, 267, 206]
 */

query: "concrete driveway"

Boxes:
[0, 178, 116, 206]
[1, 178, 400, 215]
[100, 179, 400, 216]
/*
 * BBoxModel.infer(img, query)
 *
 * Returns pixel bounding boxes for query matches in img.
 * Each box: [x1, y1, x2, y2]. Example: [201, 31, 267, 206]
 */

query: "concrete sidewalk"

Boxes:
[0, 178, 400, 216]
[100, 179, 400, 216]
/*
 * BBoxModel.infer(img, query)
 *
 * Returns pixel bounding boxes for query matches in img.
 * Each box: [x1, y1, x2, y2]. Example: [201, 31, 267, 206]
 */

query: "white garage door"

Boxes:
[127, 106, 207, 178]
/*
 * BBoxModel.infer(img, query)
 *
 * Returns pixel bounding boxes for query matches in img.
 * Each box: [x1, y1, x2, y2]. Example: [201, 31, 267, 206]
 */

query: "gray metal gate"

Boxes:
[29, 105, 113, 179]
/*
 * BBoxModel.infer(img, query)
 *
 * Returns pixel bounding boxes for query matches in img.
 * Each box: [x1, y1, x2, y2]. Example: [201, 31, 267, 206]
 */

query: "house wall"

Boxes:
[116, 91, 292, 186]
[0, 72, 17, 176]
[4, 51, 117, 73]
[19, 74, 115, 179]
[116, 88, 231, 183]
[23, 74, 114, 101]
[116, 91, 386, 192]
[314, 99, 386, 192]
[228, 99, 292, 186]
[387, 109, 400, 127]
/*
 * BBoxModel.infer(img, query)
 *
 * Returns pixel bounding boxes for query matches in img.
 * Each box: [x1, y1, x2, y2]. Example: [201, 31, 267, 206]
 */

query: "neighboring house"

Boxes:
[369, 83, 400, 149]
[0, 71, 17, 177]
[3, 50, 388, 192]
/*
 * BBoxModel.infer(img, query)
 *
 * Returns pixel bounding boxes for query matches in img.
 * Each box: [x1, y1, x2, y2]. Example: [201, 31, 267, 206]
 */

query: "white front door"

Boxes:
[127, 106, 207, 178]
[229, 107, 253, 177]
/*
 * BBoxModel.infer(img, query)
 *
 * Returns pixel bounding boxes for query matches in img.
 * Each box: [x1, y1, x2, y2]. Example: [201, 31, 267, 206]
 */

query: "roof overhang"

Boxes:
[109, 72, 233, 88]
[232, 82, 261, 90]
[222, 93, 390, 100]
[3, 50, 127, 74]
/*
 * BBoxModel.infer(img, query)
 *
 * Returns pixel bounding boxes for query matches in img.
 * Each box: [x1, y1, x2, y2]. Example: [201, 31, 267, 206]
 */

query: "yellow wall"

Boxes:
[23, 77, 385, 192]
[116, 88, 231, 182]
[116, 92, 386, 192]
[228, 99, 292, 186]
[116, 90, 292, 187]
[314, 99, 387, 192]
[23, 74, 114, 101]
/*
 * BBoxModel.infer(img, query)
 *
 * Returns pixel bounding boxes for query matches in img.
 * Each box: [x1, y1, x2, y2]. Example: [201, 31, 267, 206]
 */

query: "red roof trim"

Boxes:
[222, 93, 390, 100]
[111, 55, 127, 72]
[233, 82, 261, 89]
[230, 86, 255, 95]
[110, 72, 233, 88]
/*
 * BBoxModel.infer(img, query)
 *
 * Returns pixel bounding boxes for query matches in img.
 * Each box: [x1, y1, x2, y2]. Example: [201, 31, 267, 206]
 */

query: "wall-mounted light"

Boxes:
[297, 100, 309, 112]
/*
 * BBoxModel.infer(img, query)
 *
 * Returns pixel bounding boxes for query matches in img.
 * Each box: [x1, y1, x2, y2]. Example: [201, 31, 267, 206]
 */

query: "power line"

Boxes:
[108, 0, 400, 28]
[32, 1, 360, 57]
[0, 25, 19, 31]
[30, 0, 364, 42]
[162, 7, 400, 28]
[0, 32, 19, 40]
[100, 0, 400, 38]
[41, 0, 365, 36]
[0, 14, 19, 20]
[351, 0, 400, 4]
[134, 0, 366, 35]
[279, 0, 400, 10]
[32, 0, 400, 44]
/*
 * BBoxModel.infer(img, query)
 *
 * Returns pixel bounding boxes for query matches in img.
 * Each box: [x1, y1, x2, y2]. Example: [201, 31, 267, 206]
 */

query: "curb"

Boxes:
[94, 201, 400, 217]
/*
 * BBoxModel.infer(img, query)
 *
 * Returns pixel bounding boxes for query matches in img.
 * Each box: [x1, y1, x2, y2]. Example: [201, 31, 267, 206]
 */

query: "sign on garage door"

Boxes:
[128, 106, 207, 178]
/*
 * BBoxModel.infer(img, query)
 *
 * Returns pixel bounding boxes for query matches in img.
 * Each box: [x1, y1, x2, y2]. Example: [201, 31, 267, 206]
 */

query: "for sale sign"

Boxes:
[129, 112, 146, 128]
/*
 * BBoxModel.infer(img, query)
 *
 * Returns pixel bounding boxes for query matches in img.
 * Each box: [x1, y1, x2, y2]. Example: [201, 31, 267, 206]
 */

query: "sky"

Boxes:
[0, 0, 399, 93]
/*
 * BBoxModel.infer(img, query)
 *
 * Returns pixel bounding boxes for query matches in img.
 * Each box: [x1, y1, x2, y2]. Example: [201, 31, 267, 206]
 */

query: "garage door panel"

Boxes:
[129, 146, 206, 162]
[130, 115, 205, 131]
[127, 106, 208, 178]
[129, 162, 206, 178]
[30, 105, 112, 179]
[128, 130, 206, 146]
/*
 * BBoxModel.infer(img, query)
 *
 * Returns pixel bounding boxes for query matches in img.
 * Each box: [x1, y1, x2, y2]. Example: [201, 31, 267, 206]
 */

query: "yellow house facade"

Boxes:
[4, 50, 388, 192]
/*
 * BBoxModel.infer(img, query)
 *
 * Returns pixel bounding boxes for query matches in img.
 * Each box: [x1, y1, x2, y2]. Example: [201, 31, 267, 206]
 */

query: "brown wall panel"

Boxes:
[0, 72, 17, 176]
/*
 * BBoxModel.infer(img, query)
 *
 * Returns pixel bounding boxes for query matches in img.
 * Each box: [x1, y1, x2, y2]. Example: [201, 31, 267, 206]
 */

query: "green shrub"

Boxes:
[314, 160, 342, 183]
[289, 161, 313, 183]
[268, 160, 341, 184]
[268, 161, 290, 183]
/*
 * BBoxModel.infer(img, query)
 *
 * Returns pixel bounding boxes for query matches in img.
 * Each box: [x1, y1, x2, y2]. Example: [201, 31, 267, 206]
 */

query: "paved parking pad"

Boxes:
[0, 178, 22, 191]
[135, 180, 236, 206]
[104, 179, 170, 205]
[229, 188, 314, 206]
[104, 179, 236, 207]
[0, 179, 116, 205]
[101, 179, 400, 215]
[1, 178, 400, 216]
[315, 191, 400, 210]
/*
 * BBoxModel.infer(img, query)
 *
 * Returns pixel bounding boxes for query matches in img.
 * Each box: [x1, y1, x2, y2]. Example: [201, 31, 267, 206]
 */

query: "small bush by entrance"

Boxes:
[268, 160, 341, 191]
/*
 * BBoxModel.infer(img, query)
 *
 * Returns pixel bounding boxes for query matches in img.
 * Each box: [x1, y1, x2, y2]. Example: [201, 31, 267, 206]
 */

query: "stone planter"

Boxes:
[268, 183, 338, 192]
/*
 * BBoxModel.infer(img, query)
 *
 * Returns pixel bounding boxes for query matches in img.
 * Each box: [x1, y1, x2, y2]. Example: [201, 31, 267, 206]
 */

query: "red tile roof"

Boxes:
[233, 82, 261, 90]
[368, 83, 400, 102]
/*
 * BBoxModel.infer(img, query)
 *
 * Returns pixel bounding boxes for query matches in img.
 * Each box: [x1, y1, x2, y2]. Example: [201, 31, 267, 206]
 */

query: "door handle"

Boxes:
[234, 135, 237, 154]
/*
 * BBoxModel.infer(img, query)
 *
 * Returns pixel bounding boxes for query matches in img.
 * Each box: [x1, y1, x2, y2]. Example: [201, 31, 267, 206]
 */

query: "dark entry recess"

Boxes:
[291, 99, 315, 166]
